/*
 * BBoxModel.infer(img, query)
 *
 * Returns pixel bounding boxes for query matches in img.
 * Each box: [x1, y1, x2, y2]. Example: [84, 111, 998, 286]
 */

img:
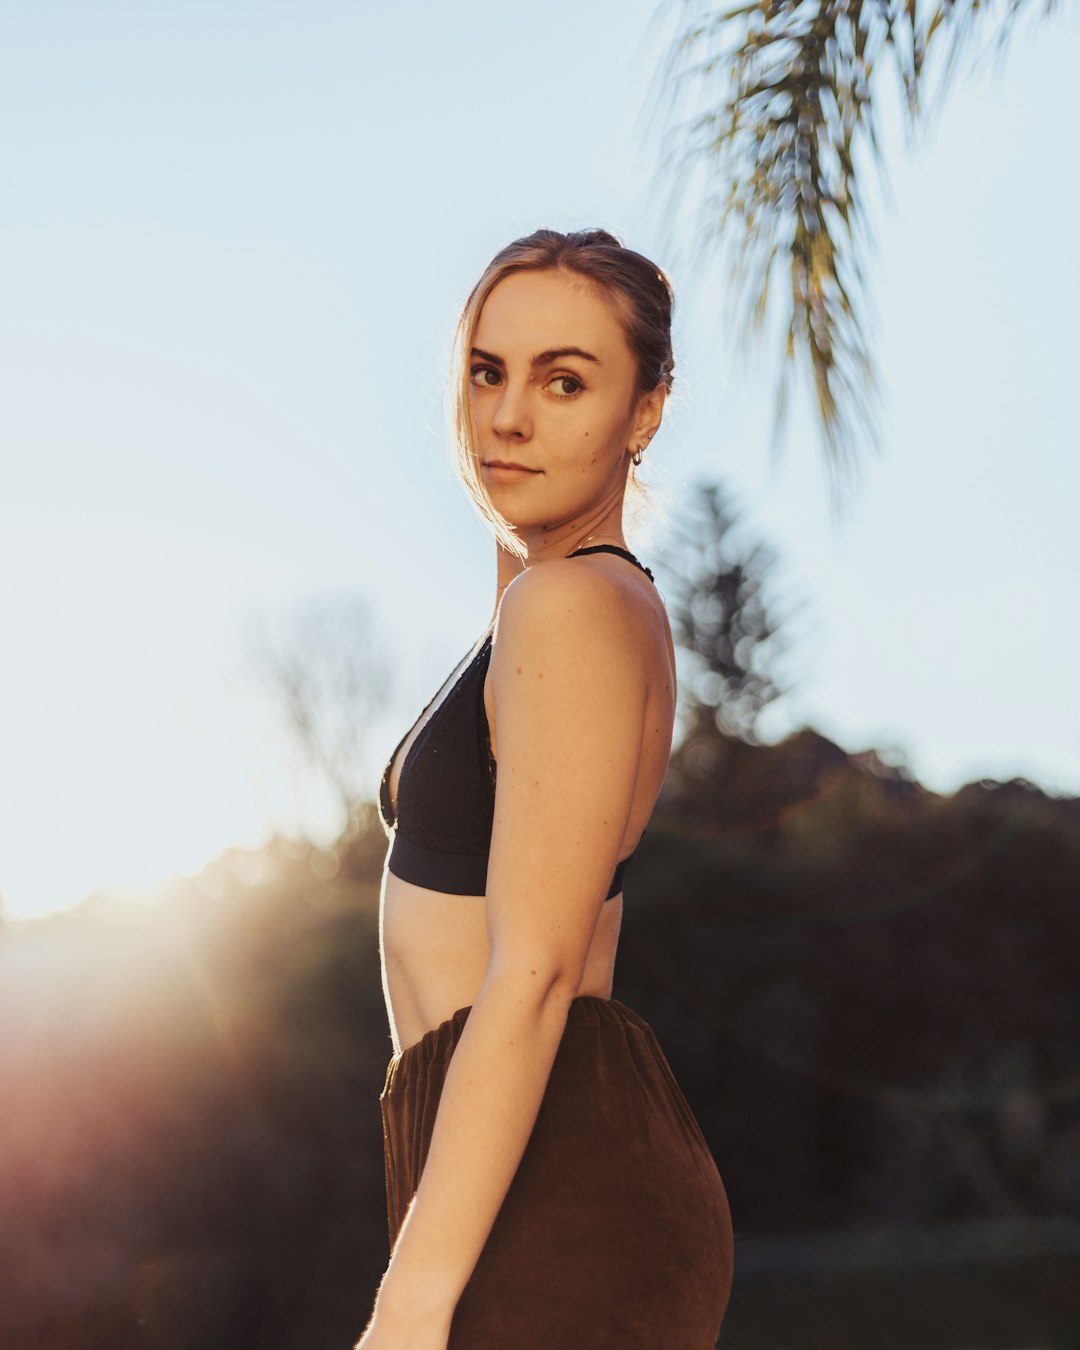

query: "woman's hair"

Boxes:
[448, 227, 676, 560]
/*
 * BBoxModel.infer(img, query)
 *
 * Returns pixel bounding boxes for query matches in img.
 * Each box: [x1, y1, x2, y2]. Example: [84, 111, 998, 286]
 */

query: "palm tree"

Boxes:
[641, 0, 1065, 516]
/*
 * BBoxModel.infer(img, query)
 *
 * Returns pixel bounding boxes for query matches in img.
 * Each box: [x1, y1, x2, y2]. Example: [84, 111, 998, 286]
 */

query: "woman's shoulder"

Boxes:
[491, 554, 660, 673]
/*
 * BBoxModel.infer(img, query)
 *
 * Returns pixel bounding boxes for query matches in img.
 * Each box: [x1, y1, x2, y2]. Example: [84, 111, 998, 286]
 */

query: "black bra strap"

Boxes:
[566, 544, 655, 584]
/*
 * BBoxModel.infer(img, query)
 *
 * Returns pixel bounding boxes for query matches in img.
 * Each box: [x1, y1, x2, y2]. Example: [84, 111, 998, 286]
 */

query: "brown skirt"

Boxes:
[379, 994, 734, 1349]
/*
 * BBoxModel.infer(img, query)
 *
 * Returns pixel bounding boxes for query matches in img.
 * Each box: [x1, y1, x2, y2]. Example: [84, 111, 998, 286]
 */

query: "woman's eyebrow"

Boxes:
[471, 345, 602, 368]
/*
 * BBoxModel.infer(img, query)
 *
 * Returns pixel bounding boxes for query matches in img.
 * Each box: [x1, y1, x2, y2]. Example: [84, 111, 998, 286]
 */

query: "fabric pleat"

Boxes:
[379, 994, 734, 1349]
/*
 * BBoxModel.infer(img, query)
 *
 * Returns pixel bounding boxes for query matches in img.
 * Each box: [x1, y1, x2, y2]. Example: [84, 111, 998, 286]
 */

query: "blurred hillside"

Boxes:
[2, 727, 1079, 1349]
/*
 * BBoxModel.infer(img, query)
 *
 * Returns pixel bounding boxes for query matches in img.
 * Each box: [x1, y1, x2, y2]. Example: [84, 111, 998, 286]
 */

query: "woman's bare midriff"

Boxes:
[379, 566, 676, 1058]
[380, 878, 625, 1057]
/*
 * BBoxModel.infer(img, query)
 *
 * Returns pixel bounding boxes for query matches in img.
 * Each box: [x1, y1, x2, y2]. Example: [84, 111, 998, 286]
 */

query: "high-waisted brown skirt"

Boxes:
[380, 994, 734, 1349]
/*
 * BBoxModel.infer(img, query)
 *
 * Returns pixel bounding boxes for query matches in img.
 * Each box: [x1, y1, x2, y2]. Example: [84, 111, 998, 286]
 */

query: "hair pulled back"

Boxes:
[448, 227, 675, 560]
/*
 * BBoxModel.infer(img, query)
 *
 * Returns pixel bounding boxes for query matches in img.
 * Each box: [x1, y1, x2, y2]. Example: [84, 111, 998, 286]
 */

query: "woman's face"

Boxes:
[468, 268, 662, 541]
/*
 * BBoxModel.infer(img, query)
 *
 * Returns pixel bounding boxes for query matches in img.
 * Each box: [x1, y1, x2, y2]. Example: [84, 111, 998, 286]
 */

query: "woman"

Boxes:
[358, 228, 733, 1349]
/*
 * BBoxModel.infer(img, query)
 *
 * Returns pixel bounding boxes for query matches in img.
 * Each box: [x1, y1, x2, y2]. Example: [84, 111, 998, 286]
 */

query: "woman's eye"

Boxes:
[469, 364, 501, 388]
[468, 365, 583, 398]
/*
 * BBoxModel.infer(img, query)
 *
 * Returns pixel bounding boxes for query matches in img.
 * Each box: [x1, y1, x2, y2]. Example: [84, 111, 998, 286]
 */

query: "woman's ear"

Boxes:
[632, 382, 666, 449]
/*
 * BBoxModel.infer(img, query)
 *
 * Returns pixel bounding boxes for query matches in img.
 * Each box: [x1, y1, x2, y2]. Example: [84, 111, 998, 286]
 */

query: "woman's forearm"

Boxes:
[373, 969, 576, 1323]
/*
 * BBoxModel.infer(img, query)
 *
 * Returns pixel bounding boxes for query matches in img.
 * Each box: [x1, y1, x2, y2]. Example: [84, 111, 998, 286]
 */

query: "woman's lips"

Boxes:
[483, 463, 542, 482]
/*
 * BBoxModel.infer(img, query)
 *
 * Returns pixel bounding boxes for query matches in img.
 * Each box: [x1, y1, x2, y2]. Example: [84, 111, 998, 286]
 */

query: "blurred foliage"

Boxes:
[644, 0, 1068, 516]
[2, 760, 1079, 1346]
[655, 478, 803, 744]
[0, 817, 391, 1350]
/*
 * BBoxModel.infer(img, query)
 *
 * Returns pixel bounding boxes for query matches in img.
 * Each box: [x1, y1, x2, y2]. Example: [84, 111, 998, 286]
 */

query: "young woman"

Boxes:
[359, 228, 733, 1349]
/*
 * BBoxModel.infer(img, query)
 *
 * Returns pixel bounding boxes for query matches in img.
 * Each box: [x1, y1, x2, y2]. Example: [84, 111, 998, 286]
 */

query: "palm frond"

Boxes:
[640, 0, 1065, 519]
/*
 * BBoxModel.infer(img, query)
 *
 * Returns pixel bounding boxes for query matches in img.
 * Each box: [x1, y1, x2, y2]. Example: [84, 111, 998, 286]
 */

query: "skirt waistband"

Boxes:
[381, 994, 653, 1097]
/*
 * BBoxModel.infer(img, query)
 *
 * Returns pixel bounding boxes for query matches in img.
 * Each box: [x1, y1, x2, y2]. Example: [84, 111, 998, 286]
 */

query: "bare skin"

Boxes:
[361, 267, 676, 1348]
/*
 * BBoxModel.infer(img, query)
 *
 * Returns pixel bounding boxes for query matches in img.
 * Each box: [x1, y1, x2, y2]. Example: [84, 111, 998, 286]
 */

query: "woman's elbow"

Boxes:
[484, 950, 584, 1007]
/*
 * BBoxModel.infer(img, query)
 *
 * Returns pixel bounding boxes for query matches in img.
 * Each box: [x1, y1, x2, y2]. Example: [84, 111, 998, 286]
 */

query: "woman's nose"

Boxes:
[490, 382, 532, 438]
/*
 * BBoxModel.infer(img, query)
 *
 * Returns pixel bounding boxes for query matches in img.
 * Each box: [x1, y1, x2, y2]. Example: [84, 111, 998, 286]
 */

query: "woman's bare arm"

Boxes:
[369, 560, 648, 1329]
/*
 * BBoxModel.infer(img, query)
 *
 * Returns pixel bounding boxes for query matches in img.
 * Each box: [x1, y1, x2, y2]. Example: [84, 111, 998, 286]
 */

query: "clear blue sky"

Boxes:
[2, 1, 1077, 919]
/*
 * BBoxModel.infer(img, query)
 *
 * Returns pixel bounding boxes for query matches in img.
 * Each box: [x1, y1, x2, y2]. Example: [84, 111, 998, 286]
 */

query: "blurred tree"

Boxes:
[643, 0, 1065, 515]
[241, 596, 391, 834]
[657, 478, 803, 747]
[3, 750, 1079, 1347]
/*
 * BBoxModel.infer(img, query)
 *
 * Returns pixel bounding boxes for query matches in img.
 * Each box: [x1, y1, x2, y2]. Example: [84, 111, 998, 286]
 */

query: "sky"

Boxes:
[1, 0, 1077, 920]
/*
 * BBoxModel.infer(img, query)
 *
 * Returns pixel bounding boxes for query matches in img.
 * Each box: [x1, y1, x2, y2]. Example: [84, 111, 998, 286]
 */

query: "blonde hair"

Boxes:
[448, 227, 676, 560]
